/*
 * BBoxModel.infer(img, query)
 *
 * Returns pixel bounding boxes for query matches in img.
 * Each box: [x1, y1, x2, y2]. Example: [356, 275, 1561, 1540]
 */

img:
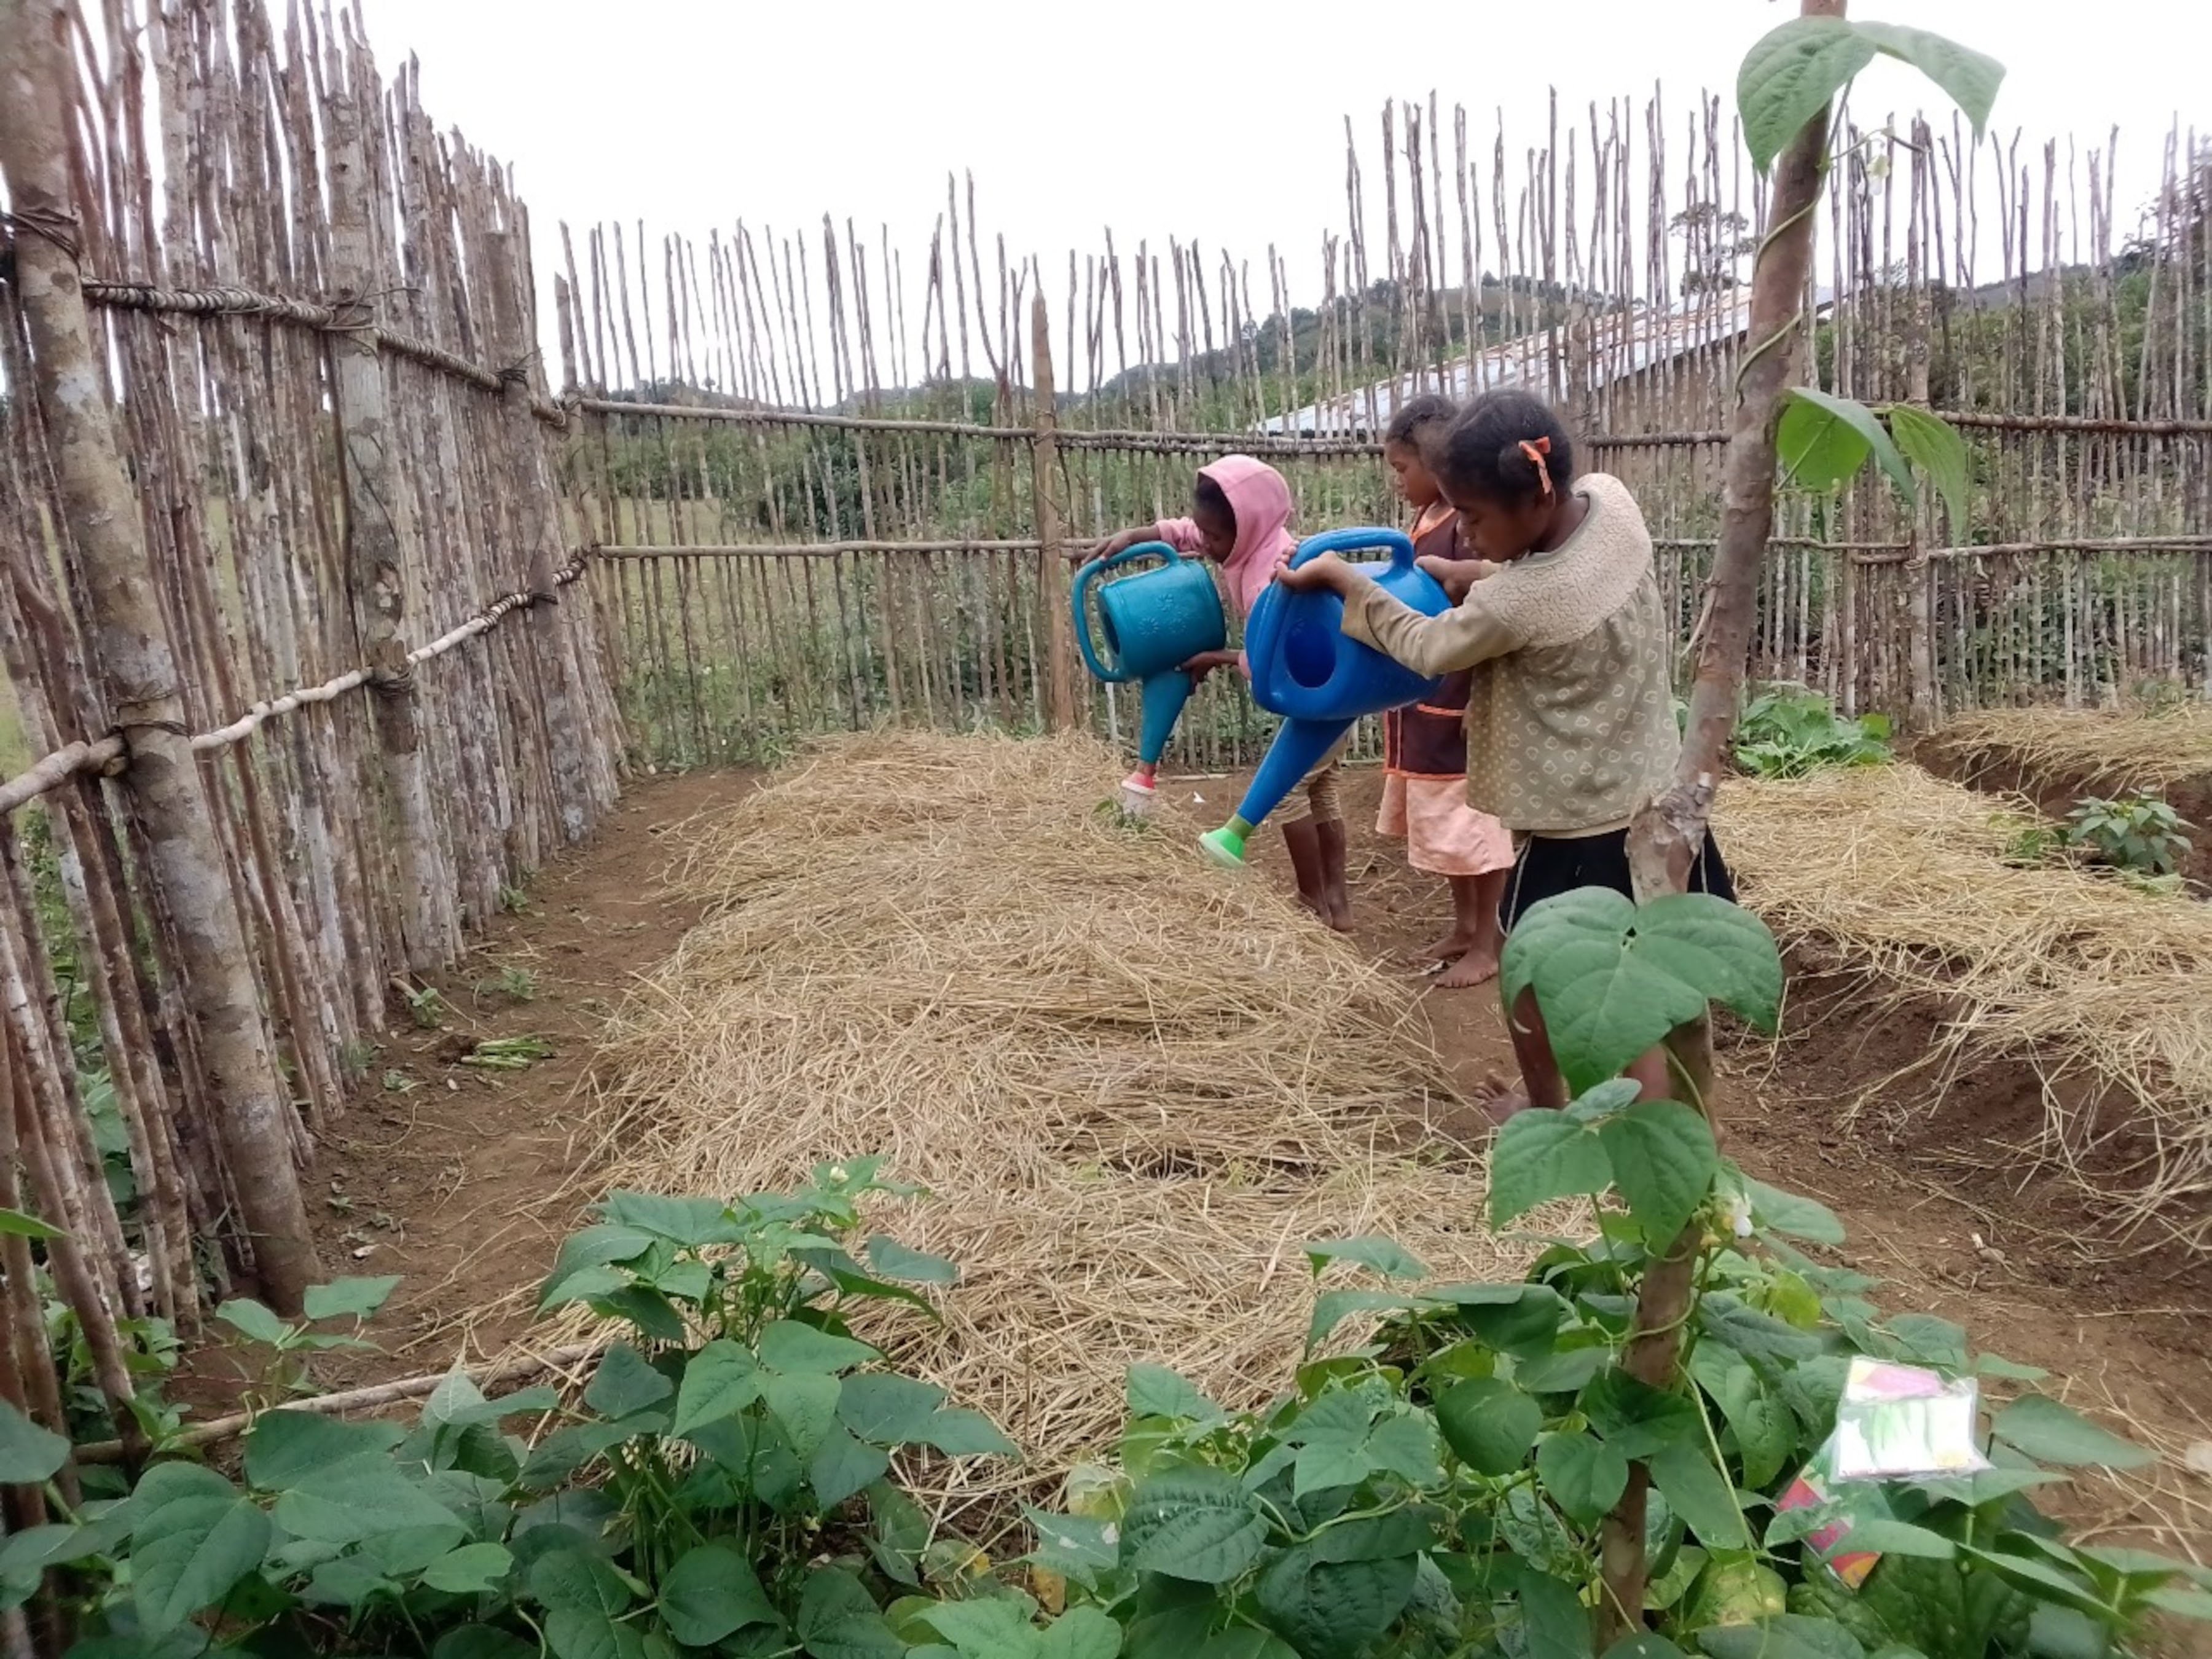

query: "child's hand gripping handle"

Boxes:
[1070, 539, 1183, 683]
[1286, 526, 1418, 574]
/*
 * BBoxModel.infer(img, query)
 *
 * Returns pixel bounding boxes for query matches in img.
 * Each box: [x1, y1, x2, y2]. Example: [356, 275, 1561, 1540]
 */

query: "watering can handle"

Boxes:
[1288, 527, 1418, 573]
[1071, 539, 1184, 682]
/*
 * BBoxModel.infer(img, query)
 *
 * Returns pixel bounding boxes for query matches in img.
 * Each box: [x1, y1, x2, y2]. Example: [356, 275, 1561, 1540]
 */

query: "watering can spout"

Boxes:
[1135, 667, 1196, 771]
[1199, 715, 1354, 867]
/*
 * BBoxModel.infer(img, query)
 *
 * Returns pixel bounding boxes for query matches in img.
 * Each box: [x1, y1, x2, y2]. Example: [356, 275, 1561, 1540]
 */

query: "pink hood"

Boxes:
[1153, 454, 1295, 621]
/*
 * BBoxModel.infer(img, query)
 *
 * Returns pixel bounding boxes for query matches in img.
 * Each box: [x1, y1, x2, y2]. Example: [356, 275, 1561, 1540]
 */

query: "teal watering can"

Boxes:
[1071, 541, 1228, 806]
[1199, 527, 1449, 865]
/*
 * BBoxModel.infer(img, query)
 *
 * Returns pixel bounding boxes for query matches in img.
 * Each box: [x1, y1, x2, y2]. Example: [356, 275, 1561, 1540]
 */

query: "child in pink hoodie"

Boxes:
[1086, 456, 1351, 928]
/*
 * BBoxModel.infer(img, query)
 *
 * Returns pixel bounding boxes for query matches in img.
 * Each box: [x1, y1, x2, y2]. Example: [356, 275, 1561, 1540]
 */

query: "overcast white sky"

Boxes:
[348, 0, 2205, 385]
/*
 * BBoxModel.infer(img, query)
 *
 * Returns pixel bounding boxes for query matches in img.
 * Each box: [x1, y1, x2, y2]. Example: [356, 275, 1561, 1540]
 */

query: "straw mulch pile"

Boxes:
[588, 731, 1516, 1488]
[1717, 764, 2212, 1250]
[1926, 704, 2212, 793]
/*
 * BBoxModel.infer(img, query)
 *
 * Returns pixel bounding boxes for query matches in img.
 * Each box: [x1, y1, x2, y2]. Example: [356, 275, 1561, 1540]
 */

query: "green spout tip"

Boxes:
[1199, 822, 1251, 868]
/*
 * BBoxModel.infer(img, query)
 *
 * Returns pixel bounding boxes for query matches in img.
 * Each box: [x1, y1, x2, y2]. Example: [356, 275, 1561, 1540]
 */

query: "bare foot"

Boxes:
[1421, 929, 1479, 963]
[1434, 947, 1500, 990]
[1476, 1072, 1531, 1126]
[1325, 897, 1354, 934]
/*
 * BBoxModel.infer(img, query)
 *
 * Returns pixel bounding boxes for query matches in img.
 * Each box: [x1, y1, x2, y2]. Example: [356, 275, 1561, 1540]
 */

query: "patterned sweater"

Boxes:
[1340, 473, 1679, 836]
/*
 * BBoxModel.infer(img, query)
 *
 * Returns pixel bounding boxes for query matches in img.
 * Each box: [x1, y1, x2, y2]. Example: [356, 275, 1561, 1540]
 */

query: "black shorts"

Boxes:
[1500, 826, 1736, 933]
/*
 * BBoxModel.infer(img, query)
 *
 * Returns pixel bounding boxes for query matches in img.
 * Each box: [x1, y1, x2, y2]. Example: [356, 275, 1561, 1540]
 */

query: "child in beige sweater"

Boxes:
[1273, 390, 1735, 1117]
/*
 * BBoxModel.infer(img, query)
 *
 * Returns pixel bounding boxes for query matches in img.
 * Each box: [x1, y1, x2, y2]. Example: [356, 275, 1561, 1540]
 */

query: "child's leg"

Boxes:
[1317, 818, 1351, 930]
[1435, 868, 1508, 989]
[1282, 819, 1329, 919]
[1303, 764, 1351, 929]
[1494, 988, 1670, 1120]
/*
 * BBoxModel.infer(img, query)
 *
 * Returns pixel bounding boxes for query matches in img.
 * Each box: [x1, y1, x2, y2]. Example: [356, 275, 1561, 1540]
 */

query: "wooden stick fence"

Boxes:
[0, 0, 626, 1545]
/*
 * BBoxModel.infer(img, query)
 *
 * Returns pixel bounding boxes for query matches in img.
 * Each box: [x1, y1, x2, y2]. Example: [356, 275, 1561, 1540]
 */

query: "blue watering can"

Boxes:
[1071, 541, 1228, 806]
[1199, 526, 1450, 865]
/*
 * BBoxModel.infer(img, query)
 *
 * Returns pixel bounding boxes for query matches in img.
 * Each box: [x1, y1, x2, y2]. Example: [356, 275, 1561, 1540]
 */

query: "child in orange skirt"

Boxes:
[1376, 396, 1514, 987]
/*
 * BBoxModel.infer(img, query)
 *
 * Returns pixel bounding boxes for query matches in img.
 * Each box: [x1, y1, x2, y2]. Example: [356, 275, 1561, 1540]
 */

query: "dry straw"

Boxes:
[1717, 766, 2212, 1252]
[588, 730, 1520, 1493]
[1926, 705, 2212, 793]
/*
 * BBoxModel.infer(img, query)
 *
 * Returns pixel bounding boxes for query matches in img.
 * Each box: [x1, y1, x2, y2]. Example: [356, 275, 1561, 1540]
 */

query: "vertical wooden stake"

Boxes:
[1032, 293, 1076, 731]
[0, 0, 320, 1312]
[326, 47, 455, 967]
[1612, 0, 1845, 1643]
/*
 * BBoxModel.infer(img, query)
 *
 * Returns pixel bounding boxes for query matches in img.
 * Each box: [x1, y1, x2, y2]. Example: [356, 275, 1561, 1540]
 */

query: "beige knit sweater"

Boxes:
[1339, 473, 1679, 836]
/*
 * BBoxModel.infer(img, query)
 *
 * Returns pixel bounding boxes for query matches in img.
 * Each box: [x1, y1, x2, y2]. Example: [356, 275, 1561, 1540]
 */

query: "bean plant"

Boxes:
[0, 1159, 1065, 1657]
[1019, 892, 2210, 1658]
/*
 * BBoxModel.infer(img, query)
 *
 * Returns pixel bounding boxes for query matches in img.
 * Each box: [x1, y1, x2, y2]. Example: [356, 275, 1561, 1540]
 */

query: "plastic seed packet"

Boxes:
[1832, 1355, 1992, 1481]
[1775, 1435, 1889, 1588]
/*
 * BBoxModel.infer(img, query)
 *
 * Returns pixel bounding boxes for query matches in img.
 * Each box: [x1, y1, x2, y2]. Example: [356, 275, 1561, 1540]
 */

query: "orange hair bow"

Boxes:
[1520, 436, 1554, 499]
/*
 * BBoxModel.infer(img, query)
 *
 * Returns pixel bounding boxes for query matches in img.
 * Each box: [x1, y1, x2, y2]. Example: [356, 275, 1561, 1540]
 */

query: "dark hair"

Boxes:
[1384, 393, 1458, 449]
[1435, 390, 1575, 506]
[1193, 474, 1231, 516]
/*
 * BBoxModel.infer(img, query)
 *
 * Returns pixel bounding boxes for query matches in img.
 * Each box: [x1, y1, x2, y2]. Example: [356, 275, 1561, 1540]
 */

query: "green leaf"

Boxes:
[0, 1400, 70, 1484]
[436, 1630, 536, 1659]
[1580, 1370, 1703, 1459]
[1536, 1431, 1630, 1524]
[1630, 895, 1785, 1035]
[1515, 1565, 1596, 1659]
[546, 1609, 646, 1659]
[1885, 405, 1971, 531]
[1648, 1441, 1751, 1550]
[1698, 1620, 1866, 1659]
[797, 1566, 904, 1659]
[0, 1206, 61, 1241]
[809, 1427, 892, 1508]
[864, 1235, 959, 1285]
[529, 1547, 635, 1617]
[1991, 1394, 2155, 1469]
[131, 1495, 273, 1633]
[302, 1275, 402, 1322]
[1598, 1104, 1718, 1242]
[1781, 388, 1916, 503]
[1257, 1547, 1419, 1659]
[1437, 1378, 1542, 1476]
[1303, 1236, 1429, 1281]
[600, 1192, 739, 1248]
[1040, 1606, 1123, 1659]
[1825, 1517, 1956, 1559]
[538, 1225, 653, 1310]
[1366, 1413, 1443, 1488]
[1739, 1175, 1846, 1245]
[1024, 1507, 1120, 1582]
[1849, 22, 2003, 134]
[919, 1406, 1018, 1458]
[1307, 1288, 1425, 1352]
[420, 1540, 513, 1593]
[1489, 1110, 1614, 1226]
[672, 1338, 761, 1433]
[1688, 1348, 1795, 1491]
[1194, 1634, 1298, 1659]
[1311, 1508, 1440, 1562]
[1500, 890, 1780, 1093]
[1120, 1466, 1268, 1584]
[920, 1599, 1041, 1657]
[840, 1371, 947, 1443]
[761, 1371, 843, 1459]
[241, 1410, 403, 1491]
[759, 1320, 880, 1375]
[269, 1462, 463, 1545]
[1736, 15, 1876, 171]
[584, 1343, 674, 1420]
[659, 1542, 778, 1644]
[519, 1422, 632, 1490]
[1126, 1363, 1221, 1423]
[213, 1298, 294, 1347]
[1603, 1641, 1688, 1659]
